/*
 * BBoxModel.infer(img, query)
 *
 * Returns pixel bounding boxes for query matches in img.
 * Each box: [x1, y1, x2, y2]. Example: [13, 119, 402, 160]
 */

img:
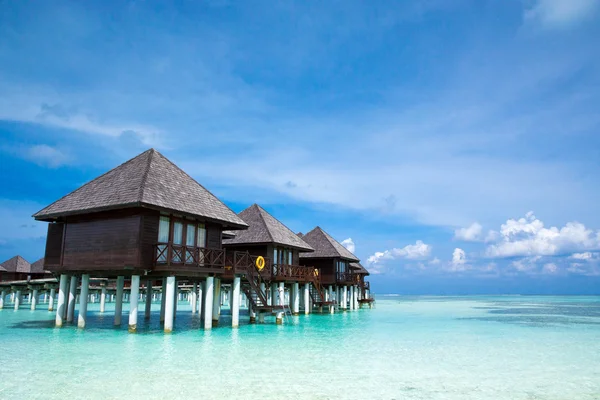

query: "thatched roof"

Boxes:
[298, 227, 359, 262]
[350, 262, 369, 275]
[223, 204, 314, 251]
[33, 149, 248, 229]
[0, 255, 31, 273]
[0, 265, 7, 272]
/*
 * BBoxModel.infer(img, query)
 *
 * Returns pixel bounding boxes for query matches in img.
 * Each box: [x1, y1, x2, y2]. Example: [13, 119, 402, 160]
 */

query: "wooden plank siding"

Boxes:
[44, 223, 64, 267]
[306, 258, 336, 285]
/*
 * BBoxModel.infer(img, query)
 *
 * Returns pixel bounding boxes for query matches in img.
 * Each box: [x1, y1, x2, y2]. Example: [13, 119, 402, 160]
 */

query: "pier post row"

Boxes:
[0, 148, 374, 332]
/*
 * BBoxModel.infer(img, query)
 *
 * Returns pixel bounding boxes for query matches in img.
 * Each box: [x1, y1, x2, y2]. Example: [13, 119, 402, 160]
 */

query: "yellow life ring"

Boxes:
[314, 269, 319, 277]
[255, 256, 265, 271]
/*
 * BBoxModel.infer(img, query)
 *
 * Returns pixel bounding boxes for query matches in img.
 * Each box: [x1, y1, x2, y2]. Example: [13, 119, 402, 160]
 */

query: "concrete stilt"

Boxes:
[232, 276, 241, 328]
[204, 277, 214, 330]
[292, 282, 300, 315]
[14, 290, 22, 310]
[100, 286, 107, 313]
[249, 303, 256, 323]
[67, 276, 77, 322]
[304, 283, 310, 314]
[173, 278, 178, 318]
[31, 289, 38, 310]
[164, 276, 175, 333]
[212, 278, 221, 327]
[342, 286, 348, 310]
[144, 280, 152, 320]
[160, 278, 166, 323]
[0, 289, 5, 309]
[350, 286, 355, 310]
[191, 282, 198, 315]
[48, 288, 55, 312]
[28, 292, 32, 304]
[128, 275, 140, 332]
[335, 286, 340, 311]
[55, 274, 68, 326]
[77, 274, 90, 328]
[258, 311, 265, 323]
[198, 281, 203, 318]
[276, 283, 284, 324]
[114, 276, 124, 326]
[354, 285, 359, 309]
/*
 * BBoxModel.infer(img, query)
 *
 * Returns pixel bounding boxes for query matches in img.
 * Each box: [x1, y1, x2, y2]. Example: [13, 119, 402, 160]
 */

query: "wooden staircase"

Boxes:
[308, 269, 333, 306]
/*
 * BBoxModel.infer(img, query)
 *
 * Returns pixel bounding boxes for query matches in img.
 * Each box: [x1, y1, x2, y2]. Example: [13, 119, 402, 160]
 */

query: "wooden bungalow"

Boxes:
[299, 227, 364, 310]
[350, 262, 372, 302]
[0, 255, 43, 281]
[222, 204, 331, 318]
[33, 148, 249, 331]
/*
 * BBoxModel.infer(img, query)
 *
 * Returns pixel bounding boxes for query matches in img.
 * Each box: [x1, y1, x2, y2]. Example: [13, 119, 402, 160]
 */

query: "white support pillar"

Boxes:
[276, 283, 285, 324]
[114, 276, 124, 326]
[0, 289, 5, 309]
[231, 276, 241, 328]
[335, 286, 340, 311]
[164, 276, 175, 333]
[197, 281, 203, 318]
[354, 285, 359, 309]
[28, 292, 32, 304]
[14, 290, 22, 310]
[55, 274, 68, 326]
[100, 286, 107, 313]
[67, 276, 77, 322]
[77, 274, 90, 328]
[144, 280, 152, 320]
[212, 278, 221, 327]
[292, 283, 300, 315]
[31, 289, 38, 310]
[174, 279, 179, 317]
[249, 303, 256, 323]
[304, 283, 310, 314]
[160, 278, 166, 323]
[204, 277, 214, 330]
[48, 288, 55, 312]
[350, 286, 355, 310]
[191, 282, 198, 315]
[129, 275, 140, 332]
[270, 283, 277, 306]
[342, 286, 348, 310]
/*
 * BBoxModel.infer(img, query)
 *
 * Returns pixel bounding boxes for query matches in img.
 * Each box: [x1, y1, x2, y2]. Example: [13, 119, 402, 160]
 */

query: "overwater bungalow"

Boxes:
[299, 227, 371, 310]
[21, 148, 372, 333]
[221, 204, 331, 322]
[0, 255, 48, 281]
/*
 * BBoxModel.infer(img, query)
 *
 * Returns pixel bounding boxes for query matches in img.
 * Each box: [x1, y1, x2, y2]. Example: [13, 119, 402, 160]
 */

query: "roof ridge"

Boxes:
[32, 149, 153, 218]
[152, 150, 246, 227]
[138, 148, 154, 202]
[255, 204, 275, 243]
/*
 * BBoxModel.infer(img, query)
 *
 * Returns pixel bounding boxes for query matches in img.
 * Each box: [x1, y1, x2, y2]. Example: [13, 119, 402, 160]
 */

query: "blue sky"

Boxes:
[1, 0, 599, 294]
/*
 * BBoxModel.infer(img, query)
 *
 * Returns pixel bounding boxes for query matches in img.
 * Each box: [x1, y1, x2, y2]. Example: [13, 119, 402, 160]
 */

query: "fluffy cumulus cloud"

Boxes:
[446, 248, 468, 272]
[524, 0, 599, 28]
[340, 238, 355, 254]
[367, 240, 432, 268]
[542, 263, 558, 274]
[485, 212, 600, 258]
[454, 222, 483, 241]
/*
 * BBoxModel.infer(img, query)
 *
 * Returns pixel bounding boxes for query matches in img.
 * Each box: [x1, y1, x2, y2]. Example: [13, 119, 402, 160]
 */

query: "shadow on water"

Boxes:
[462, 300, 600, 327]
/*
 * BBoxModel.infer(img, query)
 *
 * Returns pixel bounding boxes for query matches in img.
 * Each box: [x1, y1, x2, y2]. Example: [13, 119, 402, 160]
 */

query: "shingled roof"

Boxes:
[0, 255, 31, 273]
[298, 227, 359, 262]
[350, 262, 370, 275]
[222, 204, 314, 251]
[31, 258, 50, 274]
[33, 149, 248, 229]
[0, 265, 6, 272]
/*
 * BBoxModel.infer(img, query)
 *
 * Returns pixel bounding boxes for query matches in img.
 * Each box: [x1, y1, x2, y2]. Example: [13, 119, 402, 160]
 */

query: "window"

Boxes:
[157, 216, 170, 262]
[185, 224, 195, 263]
[172, 222, 183, 262]
[197, 223, 206, 248]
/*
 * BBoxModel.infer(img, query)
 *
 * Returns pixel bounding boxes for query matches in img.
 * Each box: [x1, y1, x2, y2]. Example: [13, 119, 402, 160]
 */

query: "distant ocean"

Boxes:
[1, 296, 599, 399]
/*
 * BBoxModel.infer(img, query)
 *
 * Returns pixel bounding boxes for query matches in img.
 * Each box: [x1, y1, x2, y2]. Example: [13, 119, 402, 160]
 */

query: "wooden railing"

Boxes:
[336, 272, 357, 284]
[153, 244, 225, 268]
[271, 264, 314, 281]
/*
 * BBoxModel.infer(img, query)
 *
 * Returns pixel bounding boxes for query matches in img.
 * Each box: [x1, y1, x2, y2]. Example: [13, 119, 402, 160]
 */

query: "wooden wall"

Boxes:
[303, 258, 336, 284]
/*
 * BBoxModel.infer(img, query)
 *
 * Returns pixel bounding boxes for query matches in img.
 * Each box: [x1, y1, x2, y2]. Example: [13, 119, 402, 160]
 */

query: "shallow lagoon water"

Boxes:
[1, 296, 599, 399]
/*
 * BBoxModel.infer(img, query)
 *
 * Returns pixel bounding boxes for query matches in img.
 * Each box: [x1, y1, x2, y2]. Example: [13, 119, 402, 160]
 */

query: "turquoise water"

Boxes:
[1, 296, 599, 399]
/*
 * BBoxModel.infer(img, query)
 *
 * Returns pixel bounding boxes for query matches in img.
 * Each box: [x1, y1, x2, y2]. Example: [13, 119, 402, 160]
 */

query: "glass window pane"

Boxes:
[197, 224, 206, 247]
[158, 216, 170, 242]
[273, 248, 278, 265]
[186, 224, 195, 246]
[173, 222, 183, 245]
[288, 250, 292, 265]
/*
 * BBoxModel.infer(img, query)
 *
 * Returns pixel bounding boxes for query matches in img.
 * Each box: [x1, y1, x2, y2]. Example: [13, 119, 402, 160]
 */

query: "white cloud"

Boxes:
[485, 212, 600, 258]
[429, 257, 441, 265]
[340, 238, 355, 254]
[524, 0, 599, 29]
[366, 240, 432, 266]
[454, 222, 483, 241]
[446, 248, 469, 272]
[511, 256, 542, 272]
[542, 263, 558, 274]
[570, 252, 594, 260]
[23, 145, 70, 168]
